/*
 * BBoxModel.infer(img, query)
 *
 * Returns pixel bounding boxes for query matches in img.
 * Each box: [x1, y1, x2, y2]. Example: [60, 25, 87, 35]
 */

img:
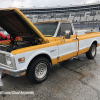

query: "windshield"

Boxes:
[34, 22, 58, 36]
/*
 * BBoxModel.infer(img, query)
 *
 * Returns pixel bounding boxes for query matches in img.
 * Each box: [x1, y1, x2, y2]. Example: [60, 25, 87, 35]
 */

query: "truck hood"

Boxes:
[0, 8, 47, 43]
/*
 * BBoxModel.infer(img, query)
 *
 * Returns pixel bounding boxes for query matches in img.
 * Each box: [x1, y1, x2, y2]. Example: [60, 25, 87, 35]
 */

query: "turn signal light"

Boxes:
[21, 73, 26, 76]
[3, 70, 8, 74]
[18, 57, 25, 63]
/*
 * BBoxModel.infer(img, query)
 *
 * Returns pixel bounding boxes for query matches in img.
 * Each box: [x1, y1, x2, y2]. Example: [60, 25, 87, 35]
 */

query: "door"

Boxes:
[56, 22, 78, 62]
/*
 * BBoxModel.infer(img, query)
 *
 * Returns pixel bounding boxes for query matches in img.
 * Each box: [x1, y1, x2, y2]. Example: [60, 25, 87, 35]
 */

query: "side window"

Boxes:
[57, 23, 73, 37]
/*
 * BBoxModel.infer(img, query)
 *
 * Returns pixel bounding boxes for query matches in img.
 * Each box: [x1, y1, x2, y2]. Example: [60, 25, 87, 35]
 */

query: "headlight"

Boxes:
[6, 55, 12, 66]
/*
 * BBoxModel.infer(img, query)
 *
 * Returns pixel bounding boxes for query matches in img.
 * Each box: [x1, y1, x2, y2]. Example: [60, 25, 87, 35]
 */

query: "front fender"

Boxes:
[14, 45, 58, 70]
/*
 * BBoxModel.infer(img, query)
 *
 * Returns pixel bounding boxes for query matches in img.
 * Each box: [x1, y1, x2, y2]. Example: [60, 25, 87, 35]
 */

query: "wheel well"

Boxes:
[92, 41, 97, 47]
[26, 54, 52, 74]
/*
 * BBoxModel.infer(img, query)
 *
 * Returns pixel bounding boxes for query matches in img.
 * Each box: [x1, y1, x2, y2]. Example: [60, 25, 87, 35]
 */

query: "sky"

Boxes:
[0, 0, 99, 8]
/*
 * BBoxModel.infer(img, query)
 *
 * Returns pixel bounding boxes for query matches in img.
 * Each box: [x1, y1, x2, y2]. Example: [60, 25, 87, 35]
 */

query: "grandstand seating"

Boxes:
[94, 15, 100, 21]
[29, 10, 100, 27]
[38, 18, 43, 22]
[49, 17, 56, 20]
[1, 3, 100, 32]
[31, 11, 99, 23]
[68, 15, 74, 22]
[87, 16, 94, 21]
[62, 17, 68, 20]
[74, 17, 80, 22]
[80, 16, 86, 21]
[33, 17, 38, 23]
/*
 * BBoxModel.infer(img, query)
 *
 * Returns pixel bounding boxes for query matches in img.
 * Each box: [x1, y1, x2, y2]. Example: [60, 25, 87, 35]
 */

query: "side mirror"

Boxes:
[64, 30, 71, 39]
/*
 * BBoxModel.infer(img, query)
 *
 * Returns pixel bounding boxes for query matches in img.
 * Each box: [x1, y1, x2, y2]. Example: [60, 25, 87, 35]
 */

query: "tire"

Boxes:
[86, 44, 97, 59]
[26, 57, 50, 84]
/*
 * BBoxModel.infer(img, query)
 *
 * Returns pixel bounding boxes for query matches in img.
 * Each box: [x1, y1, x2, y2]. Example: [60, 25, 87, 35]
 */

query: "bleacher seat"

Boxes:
[94, 15, 100, 21]
[56, 17, 62, 20]
[81, 16, 87, 21]
[49, 18, 56, 20]
[68, 16, 74, 22]
[87, 16, 94, 21]
[74, 17, 80, 22]
[62, 17, 68, 20]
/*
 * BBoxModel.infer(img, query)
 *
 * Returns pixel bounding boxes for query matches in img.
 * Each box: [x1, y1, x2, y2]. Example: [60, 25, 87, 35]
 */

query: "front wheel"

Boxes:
[86, 44, 97, 59]
[26, 57, 50, 84]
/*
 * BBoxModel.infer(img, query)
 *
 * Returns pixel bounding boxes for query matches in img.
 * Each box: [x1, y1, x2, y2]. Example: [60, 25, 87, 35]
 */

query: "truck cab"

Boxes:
[34, 20, 78, 63]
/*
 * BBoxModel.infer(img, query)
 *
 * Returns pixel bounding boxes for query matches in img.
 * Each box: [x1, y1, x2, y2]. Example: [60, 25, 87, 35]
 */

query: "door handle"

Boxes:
[73, 39, 77, 40]
[73, 38, 78, 40]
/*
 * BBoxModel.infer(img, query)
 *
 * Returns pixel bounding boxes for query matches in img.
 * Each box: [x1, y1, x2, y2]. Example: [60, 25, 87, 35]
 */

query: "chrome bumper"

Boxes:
[0, 65, 26, 77]
[0, 51, 26, 77]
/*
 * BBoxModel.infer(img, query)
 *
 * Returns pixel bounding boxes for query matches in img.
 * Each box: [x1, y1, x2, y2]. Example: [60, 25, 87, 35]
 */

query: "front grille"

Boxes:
[0, 53, 7, 65]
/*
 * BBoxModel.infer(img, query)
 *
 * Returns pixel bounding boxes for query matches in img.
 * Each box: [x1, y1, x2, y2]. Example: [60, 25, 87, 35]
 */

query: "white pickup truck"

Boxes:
[0, 8, 100, 84]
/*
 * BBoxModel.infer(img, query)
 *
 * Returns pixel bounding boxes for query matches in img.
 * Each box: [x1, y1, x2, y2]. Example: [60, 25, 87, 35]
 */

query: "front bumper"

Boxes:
[0, 65, 26, 77]
[0, 50, 26, 77]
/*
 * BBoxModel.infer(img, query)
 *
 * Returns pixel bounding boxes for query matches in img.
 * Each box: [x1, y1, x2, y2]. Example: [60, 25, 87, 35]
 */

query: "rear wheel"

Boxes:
[86, 44, 97, 59]
[26, 57, 50, 84]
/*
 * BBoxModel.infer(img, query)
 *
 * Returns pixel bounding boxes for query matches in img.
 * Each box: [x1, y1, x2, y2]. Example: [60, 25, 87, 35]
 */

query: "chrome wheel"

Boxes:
[35, 62, 47, 79]
[92, 46, 96, 57]
[26, 57, 50, 84]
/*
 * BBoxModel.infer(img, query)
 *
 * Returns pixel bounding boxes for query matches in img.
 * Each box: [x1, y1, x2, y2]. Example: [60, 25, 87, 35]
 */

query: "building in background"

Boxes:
[1, 3, 100, 32]
[19, 3, 100, 31]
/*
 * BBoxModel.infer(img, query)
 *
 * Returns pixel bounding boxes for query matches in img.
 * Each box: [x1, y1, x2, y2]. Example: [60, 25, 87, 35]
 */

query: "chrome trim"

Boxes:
[35, 62, 47, 79]
[53, 22, 61, 37]
[0, 63, 13, 69]
[0, 65, 26, 72]
[0, 65, 26, 77]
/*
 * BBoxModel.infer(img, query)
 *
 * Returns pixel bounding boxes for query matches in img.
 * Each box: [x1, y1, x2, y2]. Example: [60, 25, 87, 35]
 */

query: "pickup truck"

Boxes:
[0, 8, 100, 84]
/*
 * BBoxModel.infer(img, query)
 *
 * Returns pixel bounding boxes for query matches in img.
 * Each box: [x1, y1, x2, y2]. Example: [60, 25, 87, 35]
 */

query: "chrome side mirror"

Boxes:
[64, 30, 71, 39]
